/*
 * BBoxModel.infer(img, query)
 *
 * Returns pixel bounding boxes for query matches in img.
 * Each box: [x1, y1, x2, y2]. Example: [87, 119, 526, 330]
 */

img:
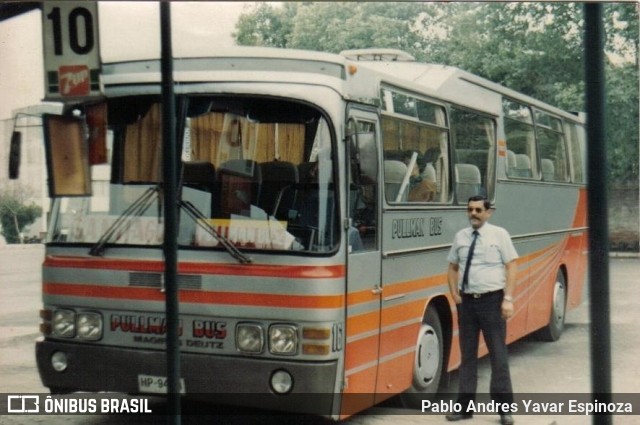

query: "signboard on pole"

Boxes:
[42, 2, 101, 99]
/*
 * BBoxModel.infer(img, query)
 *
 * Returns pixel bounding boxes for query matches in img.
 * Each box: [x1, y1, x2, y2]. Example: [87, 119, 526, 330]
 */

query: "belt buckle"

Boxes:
[472, 293, 481, 299]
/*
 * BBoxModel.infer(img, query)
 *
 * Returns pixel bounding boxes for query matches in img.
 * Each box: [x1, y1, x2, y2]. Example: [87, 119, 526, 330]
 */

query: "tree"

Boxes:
[426, 3, 585, 105]
[234, 2, 437, 55]
[606, 62, 639, 184]
[0, 181, 43, 244]
[233, 2, 298, 48]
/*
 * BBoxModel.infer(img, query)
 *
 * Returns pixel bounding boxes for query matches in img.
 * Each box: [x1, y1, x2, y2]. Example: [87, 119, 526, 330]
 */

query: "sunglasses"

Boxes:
[467, 207, 486, 213]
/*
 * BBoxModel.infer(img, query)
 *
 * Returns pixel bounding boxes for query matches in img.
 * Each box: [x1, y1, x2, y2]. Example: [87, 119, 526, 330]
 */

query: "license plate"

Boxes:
[138, 374, 186, 394]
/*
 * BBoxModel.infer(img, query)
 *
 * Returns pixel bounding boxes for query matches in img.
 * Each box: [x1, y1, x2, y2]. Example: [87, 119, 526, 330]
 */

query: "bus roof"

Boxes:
[100, 46, 583, 124]
[101, 46, 351, 99]
[351, 56, 584, 123]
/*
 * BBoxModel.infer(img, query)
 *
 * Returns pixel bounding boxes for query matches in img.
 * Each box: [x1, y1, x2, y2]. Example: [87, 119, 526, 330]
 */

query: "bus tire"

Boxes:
[400, 307, 443, 408]
[537, 269, 567, 342]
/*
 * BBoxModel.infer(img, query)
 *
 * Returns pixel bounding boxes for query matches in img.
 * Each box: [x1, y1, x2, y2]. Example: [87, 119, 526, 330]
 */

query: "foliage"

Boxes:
[606, 62, 639, 184]
[0, 181, 43, 244]
[426, 3, 585, 106]
[234, 2, 436, 56]
[233, 3, 298, 48]
[233, 2, 639, 184]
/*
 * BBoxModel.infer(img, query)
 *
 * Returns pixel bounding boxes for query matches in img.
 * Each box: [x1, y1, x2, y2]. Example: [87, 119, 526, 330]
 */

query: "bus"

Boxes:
[26, 46, 587, 419]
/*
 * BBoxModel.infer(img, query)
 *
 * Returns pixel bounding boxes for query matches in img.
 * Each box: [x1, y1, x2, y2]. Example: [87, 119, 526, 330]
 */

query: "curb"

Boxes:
[609, 251, 640, 259]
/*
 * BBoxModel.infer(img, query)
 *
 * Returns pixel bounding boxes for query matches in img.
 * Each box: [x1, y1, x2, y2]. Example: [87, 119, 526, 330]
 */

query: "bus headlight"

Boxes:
[269, 325, 298, 355]
[51, 351, 68, 372]
[52, 309, 75, 338]
[270, 369, 293, 394]
[236, 323, 264, 353]
[76, 312, 103, 340]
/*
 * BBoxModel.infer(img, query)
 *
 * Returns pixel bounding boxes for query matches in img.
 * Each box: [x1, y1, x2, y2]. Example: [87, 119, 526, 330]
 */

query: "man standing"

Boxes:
[446, 195, 518, 425]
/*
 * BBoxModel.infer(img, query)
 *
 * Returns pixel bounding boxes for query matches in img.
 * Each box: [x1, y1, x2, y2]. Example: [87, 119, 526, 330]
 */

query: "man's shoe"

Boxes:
[500, 414, 515, 425]
[445, 414, 473, 421]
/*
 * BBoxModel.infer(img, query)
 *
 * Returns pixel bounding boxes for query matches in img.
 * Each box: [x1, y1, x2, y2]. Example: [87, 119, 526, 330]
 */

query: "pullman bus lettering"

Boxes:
[430, 217, 443, 236]
[111, 315, 183, 336]
[192, 320, 227, 339]
[392, 218, 426, 239]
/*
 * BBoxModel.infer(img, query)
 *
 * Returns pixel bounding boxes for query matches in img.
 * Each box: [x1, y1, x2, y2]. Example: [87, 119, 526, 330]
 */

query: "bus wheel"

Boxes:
[400, 307, 443, 408]
[537, 270, 567, 342]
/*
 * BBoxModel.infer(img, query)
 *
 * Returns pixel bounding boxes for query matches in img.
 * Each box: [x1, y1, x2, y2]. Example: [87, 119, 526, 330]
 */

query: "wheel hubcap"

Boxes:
[414, 324, 439, 389]
[552, 280, 566, 327]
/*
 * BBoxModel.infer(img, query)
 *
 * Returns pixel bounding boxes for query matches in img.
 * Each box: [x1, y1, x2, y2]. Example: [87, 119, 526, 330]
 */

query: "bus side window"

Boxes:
[535, 111, 569, 182]
[565, 122, 586, 183]
[450, 108, 496, 202]
[455, 163, 482, 203]
[503, 99, 539, 180]
[381, 114, 449, 204]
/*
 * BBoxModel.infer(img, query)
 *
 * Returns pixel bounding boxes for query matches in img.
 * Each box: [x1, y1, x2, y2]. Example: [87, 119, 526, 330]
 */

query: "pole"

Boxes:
[160, 2, 181, 423]
[584, 4, 612, 425]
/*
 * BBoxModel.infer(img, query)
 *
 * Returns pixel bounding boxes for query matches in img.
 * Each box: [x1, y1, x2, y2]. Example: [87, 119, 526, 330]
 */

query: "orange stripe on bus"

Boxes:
[346, 238, 568, 342]
[345, 335, 379, 371]
[347, 299, 430, 339]
[375, 352, 414, 396]
[43, 282, 344, 309]
[378, 324, 420, 359]
[43, 256, 345, 279]
[346, 311, 379, 337]
[383, 274, 444, 298]
[347, 288, 378, 306]
[381, 300, 424, 328]
[517, 240, 558, 264]
[340, 369, 377, 417]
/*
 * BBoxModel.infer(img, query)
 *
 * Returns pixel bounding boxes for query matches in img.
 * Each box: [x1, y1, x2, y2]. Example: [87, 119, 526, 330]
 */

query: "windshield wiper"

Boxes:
[89, 187, 160, 256]
[178, 200, 252, 264]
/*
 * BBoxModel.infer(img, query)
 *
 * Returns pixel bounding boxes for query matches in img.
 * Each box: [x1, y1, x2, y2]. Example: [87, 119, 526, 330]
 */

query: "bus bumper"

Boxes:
[36, 339, 338, 415]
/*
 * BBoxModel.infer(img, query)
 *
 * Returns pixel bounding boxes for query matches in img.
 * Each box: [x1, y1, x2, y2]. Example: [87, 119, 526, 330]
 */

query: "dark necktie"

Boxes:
[461, 230, 479, 293]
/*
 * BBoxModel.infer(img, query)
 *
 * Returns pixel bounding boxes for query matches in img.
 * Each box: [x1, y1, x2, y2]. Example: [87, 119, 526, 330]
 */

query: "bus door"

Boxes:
[344, 110, 382, 412]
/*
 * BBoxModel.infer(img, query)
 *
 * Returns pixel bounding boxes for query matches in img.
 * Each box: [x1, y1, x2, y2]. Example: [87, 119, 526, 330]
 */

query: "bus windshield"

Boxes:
[47, 95, 338, 255]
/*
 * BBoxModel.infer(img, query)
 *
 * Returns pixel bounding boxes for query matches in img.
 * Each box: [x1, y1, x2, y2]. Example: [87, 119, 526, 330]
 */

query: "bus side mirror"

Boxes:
[8, 131, 21, 179]
[43, 114, 92, 197]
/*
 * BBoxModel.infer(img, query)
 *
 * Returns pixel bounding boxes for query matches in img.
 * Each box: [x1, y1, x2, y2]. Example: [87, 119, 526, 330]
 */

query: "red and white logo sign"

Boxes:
[59, 65, 90, 96]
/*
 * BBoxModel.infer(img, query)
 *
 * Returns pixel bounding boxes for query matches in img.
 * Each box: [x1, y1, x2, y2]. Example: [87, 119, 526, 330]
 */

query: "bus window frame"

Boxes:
[449, 104, 498, 204]
[533, 108, 571, 183]
[503, 98, 540, 181]
[346, 114, 380, 252]
[379, 85, 452, 206]
[564, 120, 587, 184]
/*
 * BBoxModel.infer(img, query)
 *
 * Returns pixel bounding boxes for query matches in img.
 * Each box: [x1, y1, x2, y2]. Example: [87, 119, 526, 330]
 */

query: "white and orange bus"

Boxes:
[26, 46, 587, 419]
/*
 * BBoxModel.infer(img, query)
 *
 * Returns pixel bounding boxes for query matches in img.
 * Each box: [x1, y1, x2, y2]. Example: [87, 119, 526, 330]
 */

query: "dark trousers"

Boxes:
[457, 290, 513, 413]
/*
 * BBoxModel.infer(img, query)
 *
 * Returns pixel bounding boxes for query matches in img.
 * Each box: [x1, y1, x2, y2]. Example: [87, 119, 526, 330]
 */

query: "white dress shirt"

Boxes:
[447, 222, 518, 293]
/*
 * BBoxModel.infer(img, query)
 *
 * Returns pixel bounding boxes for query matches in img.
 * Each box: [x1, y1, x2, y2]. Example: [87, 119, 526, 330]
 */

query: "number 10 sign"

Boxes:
[42, 2, 101, 99]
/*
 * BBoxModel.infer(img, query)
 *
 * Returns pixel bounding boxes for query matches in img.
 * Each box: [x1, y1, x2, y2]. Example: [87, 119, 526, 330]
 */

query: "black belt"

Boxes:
[462, 289, 503, 299]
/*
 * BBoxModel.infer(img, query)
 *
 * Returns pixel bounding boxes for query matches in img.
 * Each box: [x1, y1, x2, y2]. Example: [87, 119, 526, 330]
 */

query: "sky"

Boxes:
[0, 2, 251, 119]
